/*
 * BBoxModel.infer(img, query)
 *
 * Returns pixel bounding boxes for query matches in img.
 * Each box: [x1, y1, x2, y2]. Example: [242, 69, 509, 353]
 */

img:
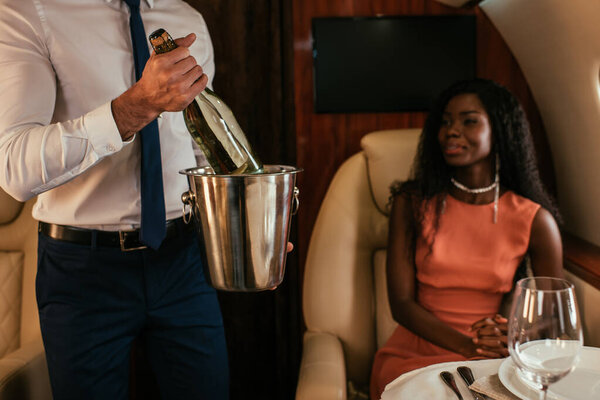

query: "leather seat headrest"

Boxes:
[361, 129, 422, 214]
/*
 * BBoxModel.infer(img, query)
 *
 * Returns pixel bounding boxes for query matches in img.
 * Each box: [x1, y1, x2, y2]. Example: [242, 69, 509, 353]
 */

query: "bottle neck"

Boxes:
[149, 28, 178, 54]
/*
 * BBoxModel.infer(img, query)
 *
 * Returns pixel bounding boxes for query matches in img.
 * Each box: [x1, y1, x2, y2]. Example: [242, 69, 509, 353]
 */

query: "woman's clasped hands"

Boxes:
[468, 314, 508, 358]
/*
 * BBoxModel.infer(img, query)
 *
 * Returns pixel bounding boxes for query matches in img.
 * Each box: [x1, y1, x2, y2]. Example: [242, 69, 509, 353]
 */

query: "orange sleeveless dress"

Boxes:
[370, 191, 540, 399]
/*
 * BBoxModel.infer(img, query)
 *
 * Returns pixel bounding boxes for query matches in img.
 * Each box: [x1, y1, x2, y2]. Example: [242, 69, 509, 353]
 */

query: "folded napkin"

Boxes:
[470, 374, 521, 400]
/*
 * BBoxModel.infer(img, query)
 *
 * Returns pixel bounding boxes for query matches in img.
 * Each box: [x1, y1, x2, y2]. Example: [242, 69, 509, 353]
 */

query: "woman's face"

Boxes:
[438, 93, 493, 172]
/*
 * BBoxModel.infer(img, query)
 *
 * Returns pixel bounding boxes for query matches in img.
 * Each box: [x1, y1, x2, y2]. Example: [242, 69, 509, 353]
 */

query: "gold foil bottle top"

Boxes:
[149, 28, 177, 54]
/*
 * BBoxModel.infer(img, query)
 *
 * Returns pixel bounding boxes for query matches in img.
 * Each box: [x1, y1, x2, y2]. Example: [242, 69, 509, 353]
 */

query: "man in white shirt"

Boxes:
[0, 0, 229, 398]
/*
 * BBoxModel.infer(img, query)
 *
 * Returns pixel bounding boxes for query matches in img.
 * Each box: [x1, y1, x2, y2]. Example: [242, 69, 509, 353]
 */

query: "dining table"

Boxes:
[380, 345, 600, 400]
[381, 358, 505, 400]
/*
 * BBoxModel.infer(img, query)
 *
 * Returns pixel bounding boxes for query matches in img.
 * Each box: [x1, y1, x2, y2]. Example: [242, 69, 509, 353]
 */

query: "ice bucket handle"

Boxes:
[181, 190, 195, 224]
[183, 187, 300, 220]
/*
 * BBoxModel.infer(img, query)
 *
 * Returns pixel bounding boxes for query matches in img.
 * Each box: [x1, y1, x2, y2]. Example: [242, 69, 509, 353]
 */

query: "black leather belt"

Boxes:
[38, 217, 193, 251]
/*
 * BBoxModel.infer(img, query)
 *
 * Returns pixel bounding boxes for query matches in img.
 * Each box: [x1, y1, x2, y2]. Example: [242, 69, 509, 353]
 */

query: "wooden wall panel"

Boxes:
[292, 0, 556, 277]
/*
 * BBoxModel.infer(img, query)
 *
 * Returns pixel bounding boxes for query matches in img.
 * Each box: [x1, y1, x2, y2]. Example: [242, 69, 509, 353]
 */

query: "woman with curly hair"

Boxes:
[370, 79, 564, 399]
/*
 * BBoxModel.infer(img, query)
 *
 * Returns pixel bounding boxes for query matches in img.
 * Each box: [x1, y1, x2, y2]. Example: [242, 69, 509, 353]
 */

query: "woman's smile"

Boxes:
[442, 140, 467, 156]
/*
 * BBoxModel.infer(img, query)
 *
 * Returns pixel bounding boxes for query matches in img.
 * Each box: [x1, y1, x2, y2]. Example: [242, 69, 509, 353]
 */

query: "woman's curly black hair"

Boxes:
[392, 79, 561, 257]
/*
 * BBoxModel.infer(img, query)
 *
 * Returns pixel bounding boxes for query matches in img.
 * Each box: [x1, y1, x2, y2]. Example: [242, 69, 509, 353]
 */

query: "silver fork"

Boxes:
[440, 371, 464, 399]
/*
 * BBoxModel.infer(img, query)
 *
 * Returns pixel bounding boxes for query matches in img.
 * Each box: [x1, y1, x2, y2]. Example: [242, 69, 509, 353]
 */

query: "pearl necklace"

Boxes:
[449, 155, 501, 223]
[450, 178, 498, 194]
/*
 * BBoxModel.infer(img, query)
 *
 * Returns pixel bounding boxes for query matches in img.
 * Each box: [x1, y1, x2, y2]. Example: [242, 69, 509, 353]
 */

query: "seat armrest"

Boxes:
[0, 339, 52, 400]
[296, 331, 347, 400]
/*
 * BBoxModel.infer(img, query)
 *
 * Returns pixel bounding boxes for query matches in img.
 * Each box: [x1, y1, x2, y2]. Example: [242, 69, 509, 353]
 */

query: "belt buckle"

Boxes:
[118, 231, 147, 252]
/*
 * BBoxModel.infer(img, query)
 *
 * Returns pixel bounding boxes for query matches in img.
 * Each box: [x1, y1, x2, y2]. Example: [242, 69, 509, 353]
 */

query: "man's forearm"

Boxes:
[111, 83, 160, 141]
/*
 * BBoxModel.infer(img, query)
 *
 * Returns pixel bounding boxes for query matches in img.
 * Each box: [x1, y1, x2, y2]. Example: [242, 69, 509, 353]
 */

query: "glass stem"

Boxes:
[539, 385, 549, 400]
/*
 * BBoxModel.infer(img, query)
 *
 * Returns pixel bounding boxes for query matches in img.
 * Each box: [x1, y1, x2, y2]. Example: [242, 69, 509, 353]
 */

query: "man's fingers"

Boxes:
[174, 33, 196, 48]
[189, 73, 208, 94]
[174, 56, 198, 74]
[181, 65, 204, 88]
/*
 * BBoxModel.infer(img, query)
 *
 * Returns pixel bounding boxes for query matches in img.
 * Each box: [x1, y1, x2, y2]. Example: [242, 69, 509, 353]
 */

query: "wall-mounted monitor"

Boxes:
[312, 16, 476, 113]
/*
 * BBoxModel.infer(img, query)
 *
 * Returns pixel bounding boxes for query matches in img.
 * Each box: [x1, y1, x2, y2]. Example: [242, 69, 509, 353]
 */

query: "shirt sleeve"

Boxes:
[0, 0, 124, 202]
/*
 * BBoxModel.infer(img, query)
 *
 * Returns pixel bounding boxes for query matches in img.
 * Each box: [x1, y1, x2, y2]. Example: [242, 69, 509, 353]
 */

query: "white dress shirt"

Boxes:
[0, 0, 214, 229]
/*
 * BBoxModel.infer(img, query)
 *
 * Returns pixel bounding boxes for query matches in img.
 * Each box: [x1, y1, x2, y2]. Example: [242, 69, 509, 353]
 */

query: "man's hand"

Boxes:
[137, 33, 208, 114]
[111, 33, 208, 141]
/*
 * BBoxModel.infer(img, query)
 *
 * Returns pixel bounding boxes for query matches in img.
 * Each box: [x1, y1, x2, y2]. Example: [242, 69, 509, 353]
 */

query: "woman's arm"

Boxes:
[386, 194, 498, 358]
[528, 207, 564, 278]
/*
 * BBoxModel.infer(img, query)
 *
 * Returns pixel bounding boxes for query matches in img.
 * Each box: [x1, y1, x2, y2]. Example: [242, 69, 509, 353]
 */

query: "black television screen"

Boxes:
[312, 16, 476, 113]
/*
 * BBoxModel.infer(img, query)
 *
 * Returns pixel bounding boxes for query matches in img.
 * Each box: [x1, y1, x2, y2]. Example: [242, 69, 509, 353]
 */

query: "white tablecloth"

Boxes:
[381, 358, 504, 399]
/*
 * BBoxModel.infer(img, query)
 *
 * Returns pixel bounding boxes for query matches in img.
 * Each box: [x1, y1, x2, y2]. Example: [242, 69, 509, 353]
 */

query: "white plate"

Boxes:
[498, 346, 600, 400]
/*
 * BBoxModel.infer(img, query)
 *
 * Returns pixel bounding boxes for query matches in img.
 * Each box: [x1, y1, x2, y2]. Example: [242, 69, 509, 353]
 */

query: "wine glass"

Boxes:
[507, 277, 583, 400]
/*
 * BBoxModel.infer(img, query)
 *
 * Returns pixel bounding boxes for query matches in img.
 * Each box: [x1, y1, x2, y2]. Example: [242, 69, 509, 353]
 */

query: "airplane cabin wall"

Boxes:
[481, 0, 600, 246]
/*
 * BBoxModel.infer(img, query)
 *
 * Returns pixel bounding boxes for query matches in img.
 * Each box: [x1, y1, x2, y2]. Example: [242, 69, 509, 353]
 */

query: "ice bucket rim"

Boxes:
[179, 164, 303, 178]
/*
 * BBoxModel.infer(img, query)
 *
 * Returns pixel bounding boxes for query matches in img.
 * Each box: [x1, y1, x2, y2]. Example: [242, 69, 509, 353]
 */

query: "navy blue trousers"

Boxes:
[36, 227, 229, 400]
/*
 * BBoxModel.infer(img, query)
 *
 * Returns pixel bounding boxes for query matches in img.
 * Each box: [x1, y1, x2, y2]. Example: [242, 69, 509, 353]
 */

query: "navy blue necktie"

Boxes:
[124, 0, 166, 249]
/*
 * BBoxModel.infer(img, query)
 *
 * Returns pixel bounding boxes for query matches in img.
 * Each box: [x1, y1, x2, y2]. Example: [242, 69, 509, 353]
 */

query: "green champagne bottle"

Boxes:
[149, 28, 263, 174]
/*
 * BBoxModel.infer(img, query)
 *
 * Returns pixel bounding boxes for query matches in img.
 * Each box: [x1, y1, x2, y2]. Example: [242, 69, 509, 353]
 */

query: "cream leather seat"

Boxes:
[0, 189, 51, 399]
[296, 129, 421, 400]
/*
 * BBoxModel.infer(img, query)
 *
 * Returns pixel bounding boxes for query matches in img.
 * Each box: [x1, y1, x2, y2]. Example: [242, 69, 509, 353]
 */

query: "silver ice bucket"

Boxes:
[180, 165, 302, 291]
